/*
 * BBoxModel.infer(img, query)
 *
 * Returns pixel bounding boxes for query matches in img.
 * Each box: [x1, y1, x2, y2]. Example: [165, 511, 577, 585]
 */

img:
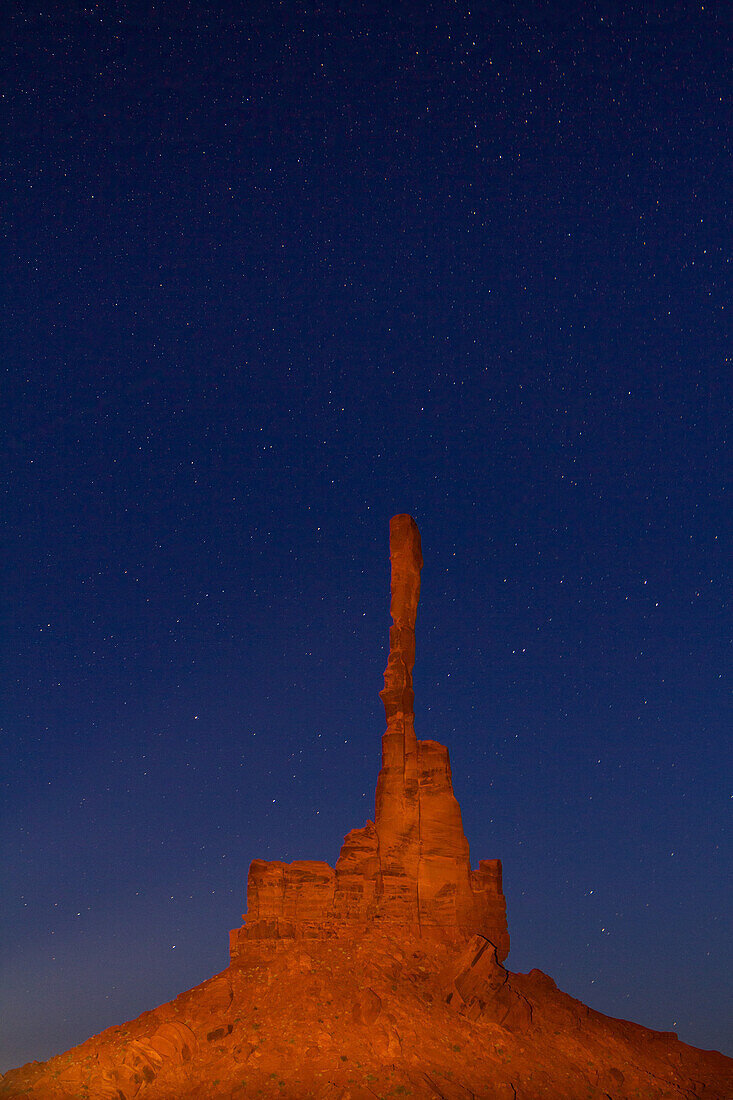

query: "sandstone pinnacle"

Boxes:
[231, 513, 509, 953]
[2, 517, 730, 1100]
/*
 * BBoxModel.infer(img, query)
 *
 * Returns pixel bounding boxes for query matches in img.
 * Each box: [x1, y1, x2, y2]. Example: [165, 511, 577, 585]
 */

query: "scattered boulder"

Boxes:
[148, 1020, 198, 1062]
[352, 987, 382, 1026]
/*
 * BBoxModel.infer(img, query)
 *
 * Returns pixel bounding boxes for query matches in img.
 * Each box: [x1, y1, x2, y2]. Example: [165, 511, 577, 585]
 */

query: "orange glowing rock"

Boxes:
[2, 516, 731, 1100]
[229, 513, 509, 956]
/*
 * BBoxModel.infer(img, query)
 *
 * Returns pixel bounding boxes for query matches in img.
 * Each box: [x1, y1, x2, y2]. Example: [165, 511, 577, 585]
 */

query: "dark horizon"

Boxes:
[2, 0, 730, 1072]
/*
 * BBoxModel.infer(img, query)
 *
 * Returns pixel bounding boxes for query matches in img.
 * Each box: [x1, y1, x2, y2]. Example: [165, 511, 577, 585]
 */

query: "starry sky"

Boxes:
[2, 0, 731, 1073]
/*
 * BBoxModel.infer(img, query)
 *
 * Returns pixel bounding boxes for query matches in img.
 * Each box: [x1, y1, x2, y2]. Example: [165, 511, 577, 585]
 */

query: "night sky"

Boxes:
[2, 0, 731, 1073]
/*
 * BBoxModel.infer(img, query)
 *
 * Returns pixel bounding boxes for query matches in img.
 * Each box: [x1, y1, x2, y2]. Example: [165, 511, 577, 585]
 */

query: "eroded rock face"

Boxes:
[374, 514, 423, 925]
[441, 934, 532, 1030]
[333, 821, 380, 922]
[230, 514, 509, 958]
[247, 859, 336, 924]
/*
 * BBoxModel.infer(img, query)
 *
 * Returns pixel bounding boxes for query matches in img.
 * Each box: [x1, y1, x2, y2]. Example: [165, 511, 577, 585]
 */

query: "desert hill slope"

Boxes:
[2, 928, 732, 1099]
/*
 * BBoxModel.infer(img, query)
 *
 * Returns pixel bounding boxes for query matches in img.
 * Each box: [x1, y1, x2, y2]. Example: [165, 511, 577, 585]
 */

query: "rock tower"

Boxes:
[5, 516, 732, 1100]
[229, 515, 509, 957]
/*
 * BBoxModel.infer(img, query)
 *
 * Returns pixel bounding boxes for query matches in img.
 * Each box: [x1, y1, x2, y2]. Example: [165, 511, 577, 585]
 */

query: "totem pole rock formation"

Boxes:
[4, 516, 732, 1100]
[229, 514, 509, 957]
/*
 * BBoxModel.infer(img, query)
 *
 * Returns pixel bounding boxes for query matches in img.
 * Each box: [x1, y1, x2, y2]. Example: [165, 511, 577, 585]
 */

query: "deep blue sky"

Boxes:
[2, 0, 731, 1072]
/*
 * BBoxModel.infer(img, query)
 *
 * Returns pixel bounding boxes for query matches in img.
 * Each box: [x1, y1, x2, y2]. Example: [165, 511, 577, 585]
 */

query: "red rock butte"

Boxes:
[2, 515, 731, 1099]
[231, 514, 509, 957]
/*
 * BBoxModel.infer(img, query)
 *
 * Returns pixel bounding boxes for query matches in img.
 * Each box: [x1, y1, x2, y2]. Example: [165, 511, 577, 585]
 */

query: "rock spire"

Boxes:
[229, 515, 509, 956]
[379, 512, 422, 722]
[4, 518, 731, 1100]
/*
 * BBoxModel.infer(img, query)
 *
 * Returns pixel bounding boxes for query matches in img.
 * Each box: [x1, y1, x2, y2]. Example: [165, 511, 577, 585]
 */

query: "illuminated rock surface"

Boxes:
[233, 514, 509, 955]
[2, 516, 731, 1099]
[2, 932, 731, 1100]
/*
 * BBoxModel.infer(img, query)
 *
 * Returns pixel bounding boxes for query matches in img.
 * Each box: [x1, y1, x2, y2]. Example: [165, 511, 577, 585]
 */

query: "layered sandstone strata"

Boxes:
[230, 515, 509, 958]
